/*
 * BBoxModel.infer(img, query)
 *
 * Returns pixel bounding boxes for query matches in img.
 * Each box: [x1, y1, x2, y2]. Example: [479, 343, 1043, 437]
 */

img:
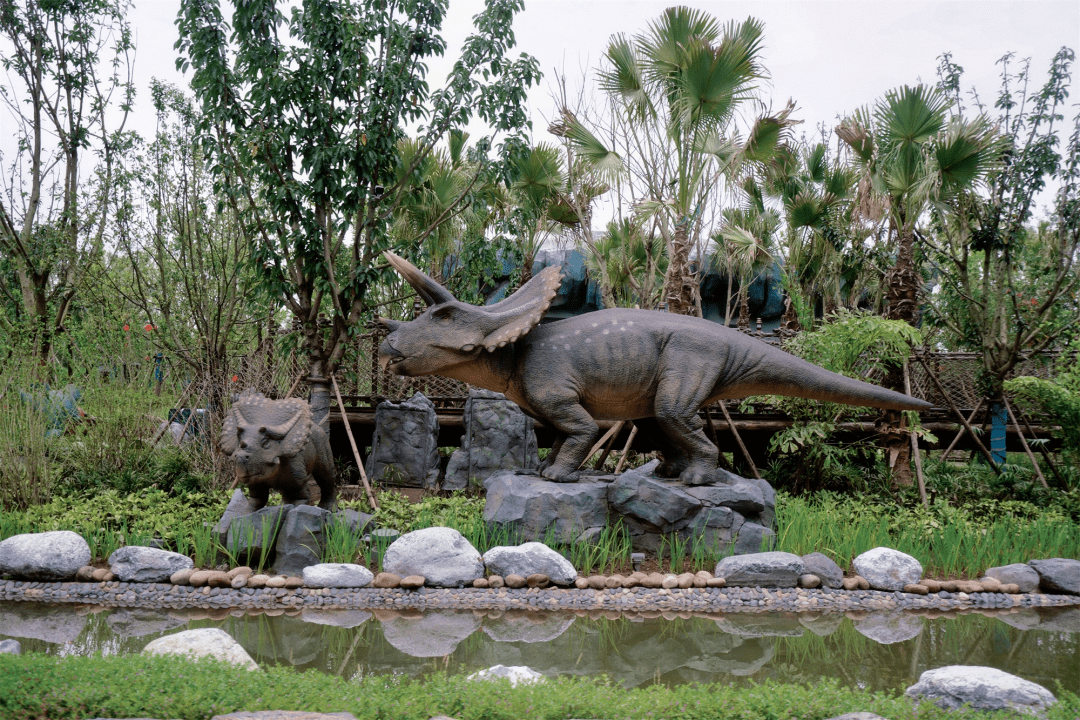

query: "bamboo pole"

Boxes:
[593, 421, 623, 470]
[940, 398, 984, 462]
[904, 360, 929, 509]
[717, 401, 760, 479]
[580, 421, 625, 469]
[150, 380, 195, 445]
[284, 372, 306, 399]
[614, 423, 639, 474]
[332, 374, 378, 510]
[1004, 398, 1049, 489]
[915, 356, 1001, 474]
[1013, 405, 1066, 485]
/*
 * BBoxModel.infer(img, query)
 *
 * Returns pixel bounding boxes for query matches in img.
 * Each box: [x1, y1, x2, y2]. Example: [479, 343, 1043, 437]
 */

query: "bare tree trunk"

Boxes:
[882, 221, 920, 487]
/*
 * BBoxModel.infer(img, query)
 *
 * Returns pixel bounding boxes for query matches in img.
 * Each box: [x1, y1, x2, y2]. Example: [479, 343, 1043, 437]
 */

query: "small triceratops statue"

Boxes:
[220, 388, 337, 510]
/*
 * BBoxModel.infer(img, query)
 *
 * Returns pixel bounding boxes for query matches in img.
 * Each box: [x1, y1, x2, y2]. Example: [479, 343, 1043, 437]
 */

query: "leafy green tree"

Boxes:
[175, 0, 538, 417]
[0, 0, 134, 364]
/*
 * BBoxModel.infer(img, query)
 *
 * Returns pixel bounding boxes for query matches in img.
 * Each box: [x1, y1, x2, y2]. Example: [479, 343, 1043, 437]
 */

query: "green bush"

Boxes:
[5, 653, 1073, 720]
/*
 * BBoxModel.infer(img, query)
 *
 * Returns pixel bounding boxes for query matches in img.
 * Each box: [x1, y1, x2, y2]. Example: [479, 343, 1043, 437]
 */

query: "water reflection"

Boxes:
[1, 601, 1076, 693]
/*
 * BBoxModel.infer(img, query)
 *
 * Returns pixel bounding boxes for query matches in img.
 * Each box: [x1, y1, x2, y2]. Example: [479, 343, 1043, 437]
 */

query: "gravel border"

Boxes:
[2, 579, 1078, 616]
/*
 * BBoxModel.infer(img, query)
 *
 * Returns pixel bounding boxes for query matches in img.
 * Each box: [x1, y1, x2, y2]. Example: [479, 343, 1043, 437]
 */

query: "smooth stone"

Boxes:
[801, 552, 844, 588]
[171, 568, 196, 585]
[382, 527, 483, 587]
[142, 628, 259, 670]
[108, 546, 193, 583]
[76, 566, 95, 582]
[0, 531, 90, 581]
[302, 563, 374, 588]
[372, 573, 400, 589]
[482, 542, 577, 585]
[983, 563, 1040, 593]
[852, 547, 922, 592]
[505, 574, 527, 589]
[400, 575, 425, 589]
[798, 573, 821, 589]
[715, 551, 803, 587]
[526, 573, 550, 588]
[904, 665, 1056, 714]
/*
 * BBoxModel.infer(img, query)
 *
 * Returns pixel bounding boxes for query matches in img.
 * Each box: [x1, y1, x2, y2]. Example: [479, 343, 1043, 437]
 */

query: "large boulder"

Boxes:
[482, 542, 576, 586]
[852, 547, 922, 592]
[273, 505, 330, 576]
[444, 389, 539, 492]
[108, 546, 193, 583]
[607, 462, 701, 532]
[227, 504, 292, 568]
[983, 563, 1041, 594]
[329, 508, 375, 537]
[905, 666, 1056, 714]
[732, 522, 775, 555]
[213, 489, 257, 545]
[143, 628, 259, 671]
[483, 472, 608, 543]
[801, 552, 844, 589]
[0, 530, 89, 581]
[715, 551, 804, 587]
[365, 392, 440, 489]
[380, 609, 480, 657]
[1028, 558, 1080, 595]
[382, 527, 483, 587]
[302, 563, 373, 588]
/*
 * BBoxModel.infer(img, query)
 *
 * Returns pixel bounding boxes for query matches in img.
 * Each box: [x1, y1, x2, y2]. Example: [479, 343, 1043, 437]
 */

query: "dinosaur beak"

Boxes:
[378, 339, 405, 372]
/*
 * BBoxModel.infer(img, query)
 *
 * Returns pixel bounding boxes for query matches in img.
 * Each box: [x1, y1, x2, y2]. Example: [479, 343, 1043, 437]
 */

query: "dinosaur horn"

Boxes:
[261, 409, 303, 440]
[384, 251, 456, 306]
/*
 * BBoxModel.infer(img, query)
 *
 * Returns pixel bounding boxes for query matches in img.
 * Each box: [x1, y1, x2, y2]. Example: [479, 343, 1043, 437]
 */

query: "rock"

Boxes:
[977, 576, 1002, 593]
[273, 505, 330, 576]
[853, 613, 923, 644]
[265, 576, 287, 588]
[483, 472, 608, 543]
[983, 563, 1040, 593]
[443, 389, 540, 491]
[382, 527, 483, 588]
[143, 628, 259, 670]
[487, 575, 504, 589]
[798, 573, 821, 589]
[732, 522, 775, 554]
[400, 575, 425, 589]
[206, 571, 232, 588]
[283, 576, 304, 588]
[607, 463, 701, 532]
[851, 547, 922, 592]
[108, 546, 193, 583]
[482, 542, 577, 586]
[506, 574, 528, 589]
[0, 639, 20, 655]
[230, 575, 247, 589]
[247, 574, 268, 588]
[922, 578, 942, 592]
[468, 664, 545, 686]
[329, 508, 375, 537]
[106, 608, 187, 637]
[482, 612, 574, 643]
[1001, 583, 1020, 594]
[472, 578, 489, 588]
[705, 577, 726, 588]
[801, 552, 844, 589]
[905, 665, 1056, 714]
[855, 575, 870, 590]
[300, 609, 372, 628]
[0, 530, 90, 581]
[372, 572, 401, 588]
[606, 574, 625, 589]
[76, 565, 95, 581]
[573, 577, 589, 589]
[686, 481, 765, 515]
[302, 563, 374, 588]
[526, 573, 549, 588]
[227, 505, 291, 568]
[661, 575, 679, 589]
[365, 392, 441, 489]
[904, 584, 929, 595]
[381, 609, 480, 657]
[213, 489, 257, 544]
[715, 551, 803, 587]
[841, 577, 858, 591]
[0, 603, 85, 643]
[189, 570, 212, 587]
[228, 566, 253, 579]
[1028, 558, 1080, 594]
[955, 579, 984, 594]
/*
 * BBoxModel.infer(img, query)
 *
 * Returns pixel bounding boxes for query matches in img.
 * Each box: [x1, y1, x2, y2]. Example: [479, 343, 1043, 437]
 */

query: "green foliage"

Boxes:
[1006, 347, 1080, 484]
[8, 653, 1062, 720]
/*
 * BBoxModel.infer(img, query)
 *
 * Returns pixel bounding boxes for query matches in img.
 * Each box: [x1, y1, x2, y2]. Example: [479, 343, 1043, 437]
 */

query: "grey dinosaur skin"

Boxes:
[378, 252, 933, 484]
[220, 389, 337, 510]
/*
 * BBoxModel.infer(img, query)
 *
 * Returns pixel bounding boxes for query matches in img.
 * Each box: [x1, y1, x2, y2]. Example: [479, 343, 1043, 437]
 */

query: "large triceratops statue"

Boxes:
[377, 252, 932, 485]
[220, 388, 337, 509]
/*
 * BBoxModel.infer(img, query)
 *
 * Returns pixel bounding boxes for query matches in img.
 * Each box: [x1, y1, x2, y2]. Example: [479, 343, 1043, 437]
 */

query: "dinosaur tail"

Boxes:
[718, 343, 933, 411]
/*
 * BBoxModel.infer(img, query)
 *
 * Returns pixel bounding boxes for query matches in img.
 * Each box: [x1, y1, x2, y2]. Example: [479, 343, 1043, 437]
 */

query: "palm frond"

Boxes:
[550, 109, 624, 182]
[600, 34, 651, 117]
[875, 84, 949, 147]
[933, 114, 1005, 195]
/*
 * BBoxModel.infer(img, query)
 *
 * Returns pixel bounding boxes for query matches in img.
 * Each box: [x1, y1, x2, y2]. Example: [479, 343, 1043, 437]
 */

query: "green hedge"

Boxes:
[2, 653, 1076, 720]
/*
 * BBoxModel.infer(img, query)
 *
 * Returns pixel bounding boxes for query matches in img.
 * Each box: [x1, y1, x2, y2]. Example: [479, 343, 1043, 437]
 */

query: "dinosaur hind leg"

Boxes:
[653, 375, 718, 485]
[633, 417, 689, 477]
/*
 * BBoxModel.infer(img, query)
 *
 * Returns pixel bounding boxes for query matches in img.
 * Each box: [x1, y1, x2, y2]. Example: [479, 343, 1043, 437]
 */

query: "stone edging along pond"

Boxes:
[4, 578, 1079, 616]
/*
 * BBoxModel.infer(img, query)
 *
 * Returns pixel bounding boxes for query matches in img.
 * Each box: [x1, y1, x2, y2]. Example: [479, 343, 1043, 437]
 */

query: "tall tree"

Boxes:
[175, 0, 538, 418]
[0, 0, 134, 364]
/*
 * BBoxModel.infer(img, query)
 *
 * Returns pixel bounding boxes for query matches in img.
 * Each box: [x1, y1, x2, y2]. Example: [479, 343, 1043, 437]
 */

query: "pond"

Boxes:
[2, 602, 1076, 694]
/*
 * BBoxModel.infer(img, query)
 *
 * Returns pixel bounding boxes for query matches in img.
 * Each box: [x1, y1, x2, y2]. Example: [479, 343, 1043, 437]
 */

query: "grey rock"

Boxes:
[482, 542, 576, 586]
[482, 612, 575, 643]
[0, 602, 86, 643]
[484, 472, 608, 543]
[300, 609, 372, 628]
[685, 482, 765, 515]
[227, 504, 292, 568]
[143, 628, 258, 670]
[330, 508, 375, 537]
[1028, 558, 1080, 594]
[732, 522, 775, 554]
[365, 392, 440, 489]
[273, 505, 330, 576]
[106, 608, 187, 637]
[677, 506, 738, 553]
[0, 530, 90, 581]
[984, 563, 1041, 594]
[801, 552, 844, 589]
[382, 527, 483, 587]
[853, 613, 923, 644]
[0, 639, 21, 654]
[607, 462, 701, 532]
[468, 664, 545, 685]
[380, 609, 480, 657]
[108, 546, 193, 583]
[715, 551, 804, 587]
[714, 613, 803, 637]
[905, 665, 1056, 714]
[302, 563, 373, 588]
[444, 389, 539, 491]
[852, 547, 922, 592]
[214, 489, 257, 545]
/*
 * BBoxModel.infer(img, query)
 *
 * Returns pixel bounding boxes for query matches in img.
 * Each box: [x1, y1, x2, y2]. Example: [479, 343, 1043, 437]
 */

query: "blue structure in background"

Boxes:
[18, 384, 83, 437]
[989, 401, 1008, 465]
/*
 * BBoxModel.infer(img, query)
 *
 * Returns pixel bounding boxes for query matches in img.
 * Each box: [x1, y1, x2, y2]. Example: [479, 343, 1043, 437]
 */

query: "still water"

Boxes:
[1, 602, 1076, 693]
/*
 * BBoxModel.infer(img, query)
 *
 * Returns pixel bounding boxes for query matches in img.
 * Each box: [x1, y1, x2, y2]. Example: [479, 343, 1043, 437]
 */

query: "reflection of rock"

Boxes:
[798, 612, 845, 637]
[225, 613, 326, 666]
[0, 602, 86, 643]
[301, 609, 372, 629]
[713, 613, 803, 637]
[482, 611, 574, 643]
[105, 608, 187, 637]
[0, 639, 20, 654]
[143, 628, 258, 670]
[468, 664, 545, 686]
[996, 609, 1044, 631]
[853, 613, 923, 644]
[1036, 607, 1080, 633]
[381, 610, 481, 657]
[905, 665, 1056, 713]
